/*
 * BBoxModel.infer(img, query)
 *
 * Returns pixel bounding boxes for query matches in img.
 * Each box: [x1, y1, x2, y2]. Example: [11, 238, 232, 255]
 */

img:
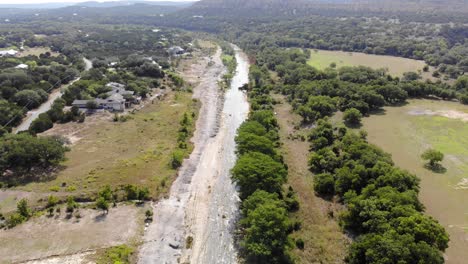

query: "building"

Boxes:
[15, 64, 29, 69]
[0, 49, 18, 57]
[72, 82, 136, 112]
[168, 46, 185, 56]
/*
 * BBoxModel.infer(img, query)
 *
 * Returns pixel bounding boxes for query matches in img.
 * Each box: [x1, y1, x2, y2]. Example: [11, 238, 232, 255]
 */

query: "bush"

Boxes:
[421, 149, 444, 168]
[295, 238, 305, 250]
[6, 213, 25, 228]
[314, 173, 335, 196]
[170, 150, 185, 169]
[343, 108, 363, 126]
[46, 195, 59, 208]
[66, 196, 77, 214]
[29, 113, 53, 134]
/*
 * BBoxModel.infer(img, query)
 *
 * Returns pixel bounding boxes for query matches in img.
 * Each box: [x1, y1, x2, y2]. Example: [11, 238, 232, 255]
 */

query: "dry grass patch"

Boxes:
[15, 91, 198, 199]
[19, 47, 59, 57]
[308, 49, 436, 79]
[273, 94, 349, 263]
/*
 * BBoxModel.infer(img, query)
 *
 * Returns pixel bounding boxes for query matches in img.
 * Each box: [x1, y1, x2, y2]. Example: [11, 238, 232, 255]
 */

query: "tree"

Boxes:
[421, 149, 444, 168]
[145, 209, 153, 221]
[86, 100, 99, 109]
[96, 197, 109, 214]
[231, 152, 287, 199]
[98, 185, 113, 201]
[235, 133, 276, 156]
[46, 195, 59, 208]
[314, 173, 335, 196]
[66, 196, 77, 214]
[343, 108, 363, 126]
[137, 187, 150, 201]
[29, 113, 53, 134]
[242, 201, 290, 263]
[13, 89, 46, 109]
[0, 134, 69, 174]
[17, 198, 31, 218]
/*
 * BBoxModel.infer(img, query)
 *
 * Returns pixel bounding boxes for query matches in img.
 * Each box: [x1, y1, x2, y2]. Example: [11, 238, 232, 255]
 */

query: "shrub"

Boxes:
[314, 173, 335, 196]
[343, 108, 363, 126]
[170, 150, 185, 169]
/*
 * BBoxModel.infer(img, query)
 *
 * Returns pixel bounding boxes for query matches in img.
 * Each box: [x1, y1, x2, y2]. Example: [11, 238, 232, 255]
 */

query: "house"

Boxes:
[0, 49, 18, 57]
[72, 95, 125, 112]
[15, 64, 29, 69]
[168, 46, 185, 56]
[72, 82, 136, 112]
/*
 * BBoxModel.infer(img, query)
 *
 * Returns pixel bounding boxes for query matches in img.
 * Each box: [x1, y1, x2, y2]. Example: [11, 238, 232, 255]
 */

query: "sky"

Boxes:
[0, 0, 195, 4]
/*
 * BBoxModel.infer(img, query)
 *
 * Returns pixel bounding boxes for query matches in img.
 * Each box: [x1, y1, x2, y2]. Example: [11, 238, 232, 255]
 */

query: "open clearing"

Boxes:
[19, 47, 59, 57]
[8, 91, 197, 199]
[361, 99, 468, 264]
[0, 205, 143, 263]
[273, 94, 349, 263]
[308, 49, 435, 78]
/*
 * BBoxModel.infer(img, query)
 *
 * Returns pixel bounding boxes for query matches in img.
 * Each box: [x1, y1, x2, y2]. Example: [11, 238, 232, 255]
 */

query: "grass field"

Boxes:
[14, 92, 198, 199]
[361, 99, 468, 264]
[273, 94, 349, 263]
[308, 49, 435, 78]
[19, 47, 59, 57]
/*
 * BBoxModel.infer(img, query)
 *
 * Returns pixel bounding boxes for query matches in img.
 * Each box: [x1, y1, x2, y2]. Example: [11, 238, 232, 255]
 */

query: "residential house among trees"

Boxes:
[72, 82, 140, 111]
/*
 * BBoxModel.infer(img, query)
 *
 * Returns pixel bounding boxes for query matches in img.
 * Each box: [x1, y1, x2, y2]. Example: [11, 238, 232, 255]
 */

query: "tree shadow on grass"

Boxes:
[424, 163, 447, 174]
[0, 165, 64, 187]
[344, 122, 363, 129]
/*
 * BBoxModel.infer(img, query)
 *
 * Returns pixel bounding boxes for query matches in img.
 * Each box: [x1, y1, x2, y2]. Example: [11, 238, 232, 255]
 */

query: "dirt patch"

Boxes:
[408, 109, 468, 122]
[41, 112, 112, 145]
[455, 178, 468, 190]
[23, 252, 95, 264]
[0, 205, 141, 264]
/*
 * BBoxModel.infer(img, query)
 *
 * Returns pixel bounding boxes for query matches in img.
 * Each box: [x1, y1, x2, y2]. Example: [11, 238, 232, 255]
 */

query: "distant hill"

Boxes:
[76, 1, 195, 8]
[0, 1, 195, 10]
[183, 0, 468, 17]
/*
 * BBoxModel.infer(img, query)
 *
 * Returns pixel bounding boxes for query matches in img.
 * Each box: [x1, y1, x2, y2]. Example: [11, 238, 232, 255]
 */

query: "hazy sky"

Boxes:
[0, 0, 195, 4]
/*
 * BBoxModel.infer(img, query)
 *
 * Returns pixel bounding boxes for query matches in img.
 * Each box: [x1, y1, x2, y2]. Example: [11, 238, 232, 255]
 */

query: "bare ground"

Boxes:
[138, 45, 249, 264]
[0, 205, 142, 264]
[138, 47, 226, 264]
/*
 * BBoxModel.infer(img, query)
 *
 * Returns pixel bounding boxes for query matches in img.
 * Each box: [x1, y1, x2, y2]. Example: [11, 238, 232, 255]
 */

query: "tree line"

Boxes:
[232, 65, 304, 263]
[240, 38, 452, 263]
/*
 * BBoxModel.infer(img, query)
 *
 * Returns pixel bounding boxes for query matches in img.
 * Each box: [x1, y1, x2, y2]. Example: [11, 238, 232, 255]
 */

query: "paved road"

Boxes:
[14, 58, 92, 133]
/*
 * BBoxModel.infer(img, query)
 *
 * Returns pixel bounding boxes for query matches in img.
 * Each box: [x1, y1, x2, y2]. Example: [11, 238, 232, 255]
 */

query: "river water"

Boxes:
[186, 45, 250, 263]
[138, 46, 249, 264]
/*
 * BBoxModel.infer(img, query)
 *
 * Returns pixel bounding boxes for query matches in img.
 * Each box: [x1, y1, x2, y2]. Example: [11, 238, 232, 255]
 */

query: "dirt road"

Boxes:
[138, 46, 249, 263]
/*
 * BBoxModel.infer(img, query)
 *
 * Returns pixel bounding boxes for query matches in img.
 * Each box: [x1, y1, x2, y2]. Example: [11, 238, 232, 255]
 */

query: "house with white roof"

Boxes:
[0, 49, 18, 57]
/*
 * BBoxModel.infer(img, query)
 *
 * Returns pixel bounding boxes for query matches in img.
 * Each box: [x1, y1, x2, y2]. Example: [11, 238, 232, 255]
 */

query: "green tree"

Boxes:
[66, 196, 77, 214]
[314, 173, 335, 196]
[98, 185, 113, 201]
[17, 198, 31, 218]
[235, 133, 276, 157]
[231, 152, 287, 199]
[242, 201, 290, 263]
[343, 108, 363, 126]
[421, 149, 444, 168]
[96, 197, 109, 214]
[46, 195, 59, 208]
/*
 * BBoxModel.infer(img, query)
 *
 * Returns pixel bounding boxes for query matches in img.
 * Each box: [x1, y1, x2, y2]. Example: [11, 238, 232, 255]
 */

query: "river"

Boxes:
[13, 57, 92, 133]
[138, 45, 249, 263]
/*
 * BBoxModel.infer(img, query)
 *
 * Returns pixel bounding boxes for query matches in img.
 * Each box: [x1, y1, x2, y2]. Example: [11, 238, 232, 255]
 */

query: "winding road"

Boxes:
[14, 58, 92, 133]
